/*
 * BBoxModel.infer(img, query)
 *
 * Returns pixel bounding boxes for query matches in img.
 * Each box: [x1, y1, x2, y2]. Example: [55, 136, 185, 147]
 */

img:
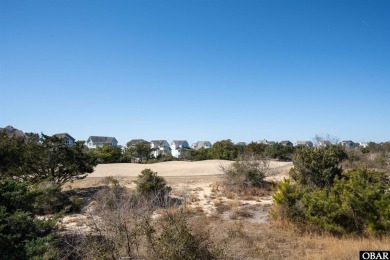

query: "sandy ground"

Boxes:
[62, 160, 293, 231]
[87, 159, 293, 178]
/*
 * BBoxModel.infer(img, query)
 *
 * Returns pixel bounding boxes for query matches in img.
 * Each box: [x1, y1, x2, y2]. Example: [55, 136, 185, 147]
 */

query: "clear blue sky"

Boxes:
[1, 0, 389, 145]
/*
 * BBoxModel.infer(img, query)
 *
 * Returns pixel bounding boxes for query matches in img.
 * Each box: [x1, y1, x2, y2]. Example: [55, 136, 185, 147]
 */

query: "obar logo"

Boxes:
[360, 251, 390, 260]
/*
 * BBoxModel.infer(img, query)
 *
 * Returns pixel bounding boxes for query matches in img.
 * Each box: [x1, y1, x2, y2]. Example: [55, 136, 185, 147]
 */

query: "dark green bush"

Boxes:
[289, 146, 347, 189]
[273, 169, 390, 235]
[136, 169, 171, 200]
[0, 179, 57, 259]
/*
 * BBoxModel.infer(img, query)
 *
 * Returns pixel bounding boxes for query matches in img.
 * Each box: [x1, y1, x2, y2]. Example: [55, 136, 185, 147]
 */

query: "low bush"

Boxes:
[221, 155, 270, 188]
[136, 169, 171, 202]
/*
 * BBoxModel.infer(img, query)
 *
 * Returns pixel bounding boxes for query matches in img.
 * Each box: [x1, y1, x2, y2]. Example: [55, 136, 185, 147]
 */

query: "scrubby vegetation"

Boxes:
[58, 176, 219, 259]
[221, 154, 271, 188]
[0, 132, 96, 259]
[1, 129, 390, 258]
[273, 145, 390, 236]
[136, 168, 172, 203]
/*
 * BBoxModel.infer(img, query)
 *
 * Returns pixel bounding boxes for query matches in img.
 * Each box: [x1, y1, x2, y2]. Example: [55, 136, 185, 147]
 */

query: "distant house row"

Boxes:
[51, 134, 119, 148]
[48, 132, 211, 158]
[46, 132, 365, 152]
[0, 126, 363, 154]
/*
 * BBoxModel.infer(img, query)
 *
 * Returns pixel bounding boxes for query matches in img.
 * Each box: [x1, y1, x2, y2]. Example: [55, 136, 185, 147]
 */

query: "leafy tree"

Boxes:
[125, 140, 153, 163]
[234, 142, 247, 156]
[245, 142, 267, 156]
[0, 132, 25, 178]
[92, 144, 122, 163]
[209, 139, 237, 160]
[264, 143, 295, 161]
[187, 148, 211, 161]
[24, 135, 97, 184]
[289, 145, 347, 189]
[1, 134, 97, 184]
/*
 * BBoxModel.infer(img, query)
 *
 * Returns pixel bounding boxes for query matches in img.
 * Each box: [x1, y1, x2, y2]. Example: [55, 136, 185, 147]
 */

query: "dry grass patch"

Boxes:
[188, 217, 390, 260]
[217, 181, 275, 201]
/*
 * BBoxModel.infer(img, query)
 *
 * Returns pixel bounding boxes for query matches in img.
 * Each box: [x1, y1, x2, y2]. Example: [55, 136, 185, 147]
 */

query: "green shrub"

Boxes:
[221, 155, 270, 187]
[136, 169, 171, 200]
[273, 169, 390, 235]
[0, 179, 57, 259]
[289, 145, 347, 189]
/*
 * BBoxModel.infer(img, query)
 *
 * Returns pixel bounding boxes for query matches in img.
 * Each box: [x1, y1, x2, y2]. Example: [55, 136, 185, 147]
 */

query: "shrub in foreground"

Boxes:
[273, 168, 390, 235]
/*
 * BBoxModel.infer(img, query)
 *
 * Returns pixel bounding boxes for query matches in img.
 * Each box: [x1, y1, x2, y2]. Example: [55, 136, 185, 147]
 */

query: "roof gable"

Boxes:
[54, 133, 75, 141]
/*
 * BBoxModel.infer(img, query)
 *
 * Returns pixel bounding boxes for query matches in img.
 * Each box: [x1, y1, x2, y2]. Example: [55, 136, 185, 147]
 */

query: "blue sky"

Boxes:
[1, 0, 389, 145]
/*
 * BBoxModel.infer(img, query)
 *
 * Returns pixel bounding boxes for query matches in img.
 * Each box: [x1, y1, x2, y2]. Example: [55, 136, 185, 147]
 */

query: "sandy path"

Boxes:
[87, 160, 293, 178]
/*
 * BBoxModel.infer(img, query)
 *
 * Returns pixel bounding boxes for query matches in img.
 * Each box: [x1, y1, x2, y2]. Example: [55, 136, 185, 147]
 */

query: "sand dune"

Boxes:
[87, 160, 293, 178]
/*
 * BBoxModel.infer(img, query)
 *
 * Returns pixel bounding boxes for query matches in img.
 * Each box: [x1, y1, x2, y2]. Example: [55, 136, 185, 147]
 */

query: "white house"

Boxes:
[191, 141, 212, 150]
[171, 140, 190, 158]
[53, 133, 76, 146]
[150, 140, 171, 158]
[87, 136, 118, 148]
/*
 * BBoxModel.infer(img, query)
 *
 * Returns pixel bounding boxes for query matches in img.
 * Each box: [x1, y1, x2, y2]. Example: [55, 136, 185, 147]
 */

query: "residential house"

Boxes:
[53, 133, 76, 146]
[171, 140, 190, 158]
[296, 141, 314, 148]
[340, 140, 356, 149]
[256, 139, 276, 145]
[191, 141, 212, 150]
[236, 142, 247, 146]
[280, 140, 293, 147]
[150, 140, 171, 158]
[86, 136, 118, 148]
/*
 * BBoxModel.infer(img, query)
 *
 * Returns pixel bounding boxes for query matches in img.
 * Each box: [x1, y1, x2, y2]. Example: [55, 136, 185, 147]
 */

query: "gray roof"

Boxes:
[192, 141, 212, 149]
[280, 140, 292, 145]
[54, 133, 75, 141]
[88, 136, 117, 143]
[172, 140, 189, 147]
[150, 140, 169, 146]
